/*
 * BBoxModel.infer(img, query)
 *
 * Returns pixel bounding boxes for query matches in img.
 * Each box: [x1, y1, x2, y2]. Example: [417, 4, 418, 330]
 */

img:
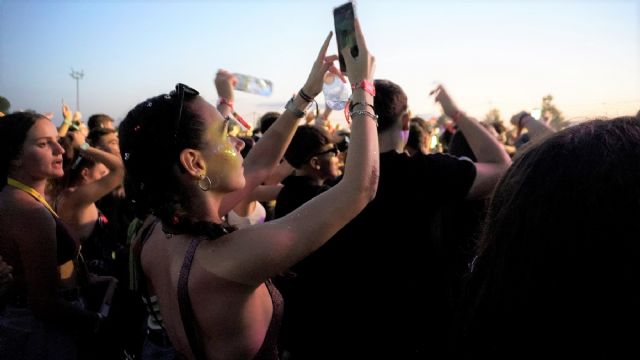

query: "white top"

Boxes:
[227, 201, 267, 229]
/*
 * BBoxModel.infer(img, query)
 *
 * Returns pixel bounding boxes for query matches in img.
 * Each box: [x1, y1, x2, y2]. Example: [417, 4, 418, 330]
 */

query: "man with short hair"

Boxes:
[281, 80, 511, 359]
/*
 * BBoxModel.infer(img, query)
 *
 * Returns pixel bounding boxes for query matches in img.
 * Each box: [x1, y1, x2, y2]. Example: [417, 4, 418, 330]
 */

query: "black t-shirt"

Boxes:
[279, 150, 476, 359]
[274, 175, 331, 219]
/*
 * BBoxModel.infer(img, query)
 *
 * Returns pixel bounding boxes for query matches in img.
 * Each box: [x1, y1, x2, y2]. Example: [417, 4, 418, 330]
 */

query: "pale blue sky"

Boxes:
[1, 0, 638, 127]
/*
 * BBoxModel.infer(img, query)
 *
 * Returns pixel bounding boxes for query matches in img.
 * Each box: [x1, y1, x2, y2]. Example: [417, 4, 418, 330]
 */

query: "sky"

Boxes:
[1, 0, 639, 128]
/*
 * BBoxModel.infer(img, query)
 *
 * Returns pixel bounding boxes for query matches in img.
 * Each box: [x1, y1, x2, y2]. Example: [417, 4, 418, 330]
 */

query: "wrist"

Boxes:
[351, 79, 376, 97]
[452, 110, 465, 123]
[78, 142, 90, 151]
[298, 88, 316, 102]
[217, 97, 234, 110]
[63, 118, 72, 126]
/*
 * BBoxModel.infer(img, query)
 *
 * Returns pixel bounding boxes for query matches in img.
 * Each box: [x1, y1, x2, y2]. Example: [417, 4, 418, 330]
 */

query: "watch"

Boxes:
[285, 96, 305, 118]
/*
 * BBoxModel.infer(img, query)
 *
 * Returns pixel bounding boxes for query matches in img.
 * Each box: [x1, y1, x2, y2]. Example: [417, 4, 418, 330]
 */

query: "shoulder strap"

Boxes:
[178, 236, 207, 360]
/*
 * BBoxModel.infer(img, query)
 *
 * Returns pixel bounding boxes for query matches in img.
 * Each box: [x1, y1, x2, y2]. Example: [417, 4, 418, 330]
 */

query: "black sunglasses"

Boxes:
[306, 144, 339, 163]
[171, 83, 200, 143]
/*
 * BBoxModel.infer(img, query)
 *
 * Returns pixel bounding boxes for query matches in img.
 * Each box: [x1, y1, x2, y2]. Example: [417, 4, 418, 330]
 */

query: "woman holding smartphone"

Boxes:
[121, 20, 377, 360]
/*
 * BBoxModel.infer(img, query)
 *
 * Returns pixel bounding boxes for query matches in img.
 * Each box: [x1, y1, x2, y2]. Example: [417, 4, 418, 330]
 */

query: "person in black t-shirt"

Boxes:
[280, 81, 511, 360]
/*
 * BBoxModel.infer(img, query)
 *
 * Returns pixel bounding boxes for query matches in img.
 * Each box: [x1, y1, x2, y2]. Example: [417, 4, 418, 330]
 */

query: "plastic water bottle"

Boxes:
[233, 73, 273, 96]
[322, 72, 350, 110]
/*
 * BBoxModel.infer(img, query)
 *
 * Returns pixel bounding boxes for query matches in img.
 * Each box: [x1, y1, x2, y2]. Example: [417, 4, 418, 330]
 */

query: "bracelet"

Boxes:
[298, 88, 314, 102]
[80, 143, 90, 151]
[349, 101, 375, 113]
[63, 119, 72, 126]
[217, 97, 234, 110]
[349, 110, 379, 127]
[452, 111, 465, 123]
[351, 80, 376, 97]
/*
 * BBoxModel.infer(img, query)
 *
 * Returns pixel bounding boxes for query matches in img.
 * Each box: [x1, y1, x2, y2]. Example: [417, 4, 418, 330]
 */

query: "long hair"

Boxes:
[0, 111, 43, 189]
[460, 116, 640, 357]
[119, 90, 212, 234]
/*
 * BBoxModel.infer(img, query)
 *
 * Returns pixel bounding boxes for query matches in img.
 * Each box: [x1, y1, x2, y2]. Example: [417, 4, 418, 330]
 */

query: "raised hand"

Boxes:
[302, 32, 344, 97]
[430, 84, 460, 119]
[342, 18, 375, 84]
[62, 103, 72, 121]
[215, 69, 236, 101]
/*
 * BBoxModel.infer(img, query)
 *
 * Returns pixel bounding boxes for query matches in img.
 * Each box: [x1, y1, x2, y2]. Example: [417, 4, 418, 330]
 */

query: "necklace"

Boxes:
[6, 177, 58, 218]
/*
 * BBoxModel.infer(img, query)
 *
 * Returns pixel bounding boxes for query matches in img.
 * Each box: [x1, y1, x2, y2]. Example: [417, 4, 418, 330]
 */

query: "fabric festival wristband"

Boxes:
[351, 80, 376, 97]
[217, 97, 234, 110]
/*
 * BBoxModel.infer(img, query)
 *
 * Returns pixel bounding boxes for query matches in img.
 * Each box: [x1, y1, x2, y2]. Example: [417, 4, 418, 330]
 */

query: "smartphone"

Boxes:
[333, 1, 358, 74]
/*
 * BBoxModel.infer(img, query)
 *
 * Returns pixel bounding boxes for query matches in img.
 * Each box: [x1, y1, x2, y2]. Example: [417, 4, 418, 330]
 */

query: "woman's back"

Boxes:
[141, 224, 281, 359]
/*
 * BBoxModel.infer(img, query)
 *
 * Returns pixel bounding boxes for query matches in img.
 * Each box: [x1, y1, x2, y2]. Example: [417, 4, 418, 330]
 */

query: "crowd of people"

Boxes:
[1, 14, 640, 360]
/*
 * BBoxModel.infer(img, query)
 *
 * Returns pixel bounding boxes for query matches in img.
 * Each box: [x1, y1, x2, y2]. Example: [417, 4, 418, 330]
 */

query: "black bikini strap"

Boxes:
[177, 236, 207, 360]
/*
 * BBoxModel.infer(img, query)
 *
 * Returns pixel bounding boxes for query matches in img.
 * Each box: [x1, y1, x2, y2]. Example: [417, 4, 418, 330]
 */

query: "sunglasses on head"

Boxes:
[171, 83, 200, 143]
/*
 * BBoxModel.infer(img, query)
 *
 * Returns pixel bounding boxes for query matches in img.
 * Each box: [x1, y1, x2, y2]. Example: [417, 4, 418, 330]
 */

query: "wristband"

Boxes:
[351, 80, 376, 97]
[298, 88, 314, 102]
[217, 97, 234, 110]
[63, 119, 72, 126]
[80, 143, 90, 151]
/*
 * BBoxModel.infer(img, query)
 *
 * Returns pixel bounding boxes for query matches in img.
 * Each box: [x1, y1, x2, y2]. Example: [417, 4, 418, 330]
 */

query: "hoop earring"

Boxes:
[198, 175, 213, 192]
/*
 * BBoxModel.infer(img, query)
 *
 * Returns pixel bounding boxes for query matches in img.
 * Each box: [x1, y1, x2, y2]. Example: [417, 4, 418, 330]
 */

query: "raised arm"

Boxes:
[65, 131, 124, 207]
[219, 32, 343, 215]
[57, 103, 73, 137]
[211, 20, 379, 286]
[431, 85, 511, 199]
[510, 111, 554, 141]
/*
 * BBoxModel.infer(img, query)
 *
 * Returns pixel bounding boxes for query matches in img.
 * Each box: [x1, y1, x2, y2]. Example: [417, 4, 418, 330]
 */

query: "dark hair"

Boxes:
[259, 112, 280, 134]
[406, 117, 430, 154]
[373, 79, 408, 133]
[284, 125, 330, 169]
[0, 111, 44, 189]
[461, 117, 640, 357]
[87, 113, 114, 130]
[119, 90, 206, 230]
[87, 127, 117, 147]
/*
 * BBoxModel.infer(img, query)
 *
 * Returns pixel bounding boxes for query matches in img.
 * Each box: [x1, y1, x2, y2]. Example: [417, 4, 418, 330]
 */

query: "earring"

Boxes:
[197, 174, 213, 191]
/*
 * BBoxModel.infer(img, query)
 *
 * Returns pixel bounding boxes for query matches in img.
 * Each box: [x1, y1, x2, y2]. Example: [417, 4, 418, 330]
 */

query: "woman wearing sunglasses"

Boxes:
[120, 20, 377, 360]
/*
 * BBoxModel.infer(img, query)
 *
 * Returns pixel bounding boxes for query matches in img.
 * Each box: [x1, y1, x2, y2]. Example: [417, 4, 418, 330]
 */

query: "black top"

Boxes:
[274, 175, 331, 219]
[277, 150, 476, 359]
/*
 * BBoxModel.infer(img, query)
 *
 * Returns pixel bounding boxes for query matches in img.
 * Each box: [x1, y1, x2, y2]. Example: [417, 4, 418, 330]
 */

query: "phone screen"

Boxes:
[333, 2, 357, 74]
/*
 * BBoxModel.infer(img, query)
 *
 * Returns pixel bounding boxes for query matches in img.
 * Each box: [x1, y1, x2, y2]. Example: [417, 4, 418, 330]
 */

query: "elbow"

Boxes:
[357, 166, 379, 204]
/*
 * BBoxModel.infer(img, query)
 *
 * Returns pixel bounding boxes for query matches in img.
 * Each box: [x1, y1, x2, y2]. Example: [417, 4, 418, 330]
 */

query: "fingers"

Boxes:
[317, 31, 333, 62]
[354, 18, 368, 52]
[327, 65, 346, 83]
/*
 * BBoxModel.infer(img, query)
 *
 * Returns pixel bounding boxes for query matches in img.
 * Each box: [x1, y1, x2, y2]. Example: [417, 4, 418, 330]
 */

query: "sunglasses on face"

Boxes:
[306, 144, 339, 163]
[171, 83, 200, 143]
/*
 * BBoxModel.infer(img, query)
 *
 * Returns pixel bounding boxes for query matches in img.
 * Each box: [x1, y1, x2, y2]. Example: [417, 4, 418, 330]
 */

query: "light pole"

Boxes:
[70, 69, 84, 111]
